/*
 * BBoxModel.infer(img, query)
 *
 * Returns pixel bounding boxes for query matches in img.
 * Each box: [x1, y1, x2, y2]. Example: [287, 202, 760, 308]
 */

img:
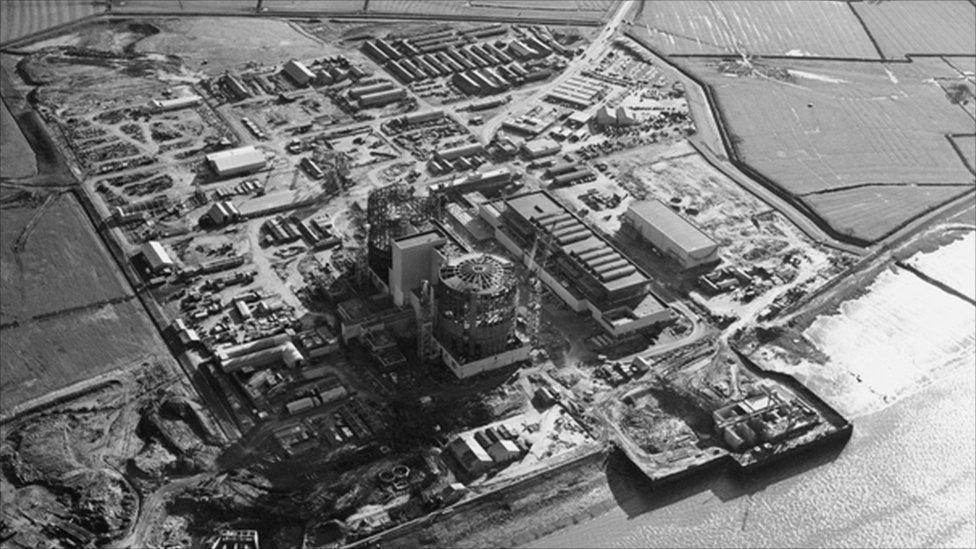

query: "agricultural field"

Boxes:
[630, 0, 880, 58]
[802, 185, 974, 243]
[851, 0, 976, 59]
[367, 0, 615, 22]
[0, 190, 180, 410]
[0, 101, 37, 179]
[946, 56, 976, 80]
[0, 193, 131, 323]
[0, 299, 177, 411]
[0, 0, 103, 45]
[700, 58, 975, 193]
[951, 134, 976, 173]
[676, 56, 976, 243]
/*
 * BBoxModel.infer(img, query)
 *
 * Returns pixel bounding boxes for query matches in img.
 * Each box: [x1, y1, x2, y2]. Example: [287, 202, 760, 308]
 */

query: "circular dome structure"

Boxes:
[439, 253, 513, 296]
[434, 253, 519, 361]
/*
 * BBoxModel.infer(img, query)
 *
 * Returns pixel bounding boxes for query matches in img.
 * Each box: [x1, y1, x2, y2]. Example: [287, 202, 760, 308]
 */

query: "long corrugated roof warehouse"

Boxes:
[504, 191, 649, 295]
[283, 59, 315, 86]
[349, 81, 395, 99]
[437, 142, 485, 161]
[359, 88, 407, 107]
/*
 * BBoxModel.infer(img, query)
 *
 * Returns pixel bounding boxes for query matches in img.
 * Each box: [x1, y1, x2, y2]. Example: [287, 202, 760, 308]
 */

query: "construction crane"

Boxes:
[524, 228, 555, 345]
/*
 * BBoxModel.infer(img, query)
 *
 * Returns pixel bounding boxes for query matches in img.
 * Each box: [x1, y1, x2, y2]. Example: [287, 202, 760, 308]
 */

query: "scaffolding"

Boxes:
[365, 183, 438, 282]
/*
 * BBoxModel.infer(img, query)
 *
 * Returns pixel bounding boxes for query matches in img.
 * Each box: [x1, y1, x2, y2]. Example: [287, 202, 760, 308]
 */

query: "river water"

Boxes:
[530, 356, 975, 548]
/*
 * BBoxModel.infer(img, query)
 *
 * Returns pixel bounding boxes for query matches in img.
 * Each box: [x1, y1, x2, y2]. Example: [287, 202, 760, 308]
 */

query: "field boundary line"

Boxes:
[0, 294, 138, 332]
[798, 181, 974, 198]
[947, 134, 976, 176]
[895, 260, 976, 307]
[846, 0, 887, 60]
[95, 10, 605, 27]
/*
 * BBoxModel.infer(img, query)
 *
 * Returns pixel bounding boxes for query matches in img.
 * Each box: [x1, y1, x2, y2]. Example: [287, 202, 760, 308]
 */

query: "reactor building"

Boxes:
[364, 184, 529, 378]
[366, 183, 439, 288]
[432, 253, 529, 378]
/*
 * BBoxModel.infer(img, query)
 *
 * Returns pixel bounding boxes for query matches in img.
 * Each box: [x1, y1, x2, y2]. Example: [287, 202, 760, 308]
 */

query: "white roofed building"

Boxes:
[520, 138, 561, 159]
[623, 200, 720, 269]
[149, 94, 202, 112]
[207, 146, 266, 178]
[141, 240, 175, 273]
[203, 201, 241, 226]
[448, 435, 493, 475]
[283, 59, 315, 86]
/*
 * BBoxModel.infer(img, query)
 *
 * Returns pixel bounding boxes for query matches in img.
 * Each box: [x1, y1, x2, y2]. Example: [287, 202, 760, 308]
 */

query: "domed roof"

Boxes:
[439, 253, 513, 295]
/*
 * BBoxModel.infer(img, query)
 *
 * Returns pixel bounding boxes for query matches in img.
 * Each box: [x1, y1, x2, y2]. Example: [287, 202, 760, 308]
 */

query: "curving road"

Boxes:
[480, 0, 637, 143]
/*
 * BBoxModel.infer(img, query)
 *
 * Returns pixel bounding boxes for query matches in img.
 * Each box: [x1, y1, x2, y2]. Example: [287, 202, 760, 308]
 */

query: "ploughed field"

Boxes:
[630, 1, 976, 245]
[631, 0, 881, 58]
[686, 58, 974, 243]
[0, 101, 37, 179]
[850, 0, 976, 59]
[0, 0, 103, 44]
[0, 192, 171, 410]
[0, 193, 131, 322]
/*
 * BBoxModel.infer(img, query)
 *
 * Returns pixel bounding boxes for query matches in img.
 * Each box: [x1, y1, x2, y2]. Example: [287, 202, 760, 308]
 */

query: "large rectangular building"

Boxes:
[521, 138, 561, 159]
[207, 146, 266, 178]
[349, 81, 395, 99]
[430, 167, 513, 195]
[141, 240, 174, 273]
[487, 191, 671, 336]
[149, 94, 201, 112]
[359, 88, 407, 107]
[436, 142, 485, 161]
[283, 59, 315, 86]
[623, 200, 720, 269]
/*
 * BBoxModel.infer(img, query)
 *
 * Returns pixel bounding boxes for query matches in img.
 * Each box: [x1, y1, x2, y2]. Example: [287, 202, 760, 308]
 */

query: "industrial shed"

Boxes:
[349, 81, 395, 99]
[436, 142, 485, 161]
[521, 138, 561, 159]
[207, 146, 266, 178]
[283, 59, 315, 86]
[623, 200, 720, 269]
[359, 88, 406, 107]
[148, 94, 201, 113]
[140, 240, 174, 273]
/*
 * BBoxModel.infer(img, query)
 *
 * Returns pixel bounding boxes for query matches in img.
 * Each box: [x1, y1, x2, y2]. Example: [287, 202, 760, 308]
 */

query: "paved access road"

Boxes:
[480, 0, 637, 143]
